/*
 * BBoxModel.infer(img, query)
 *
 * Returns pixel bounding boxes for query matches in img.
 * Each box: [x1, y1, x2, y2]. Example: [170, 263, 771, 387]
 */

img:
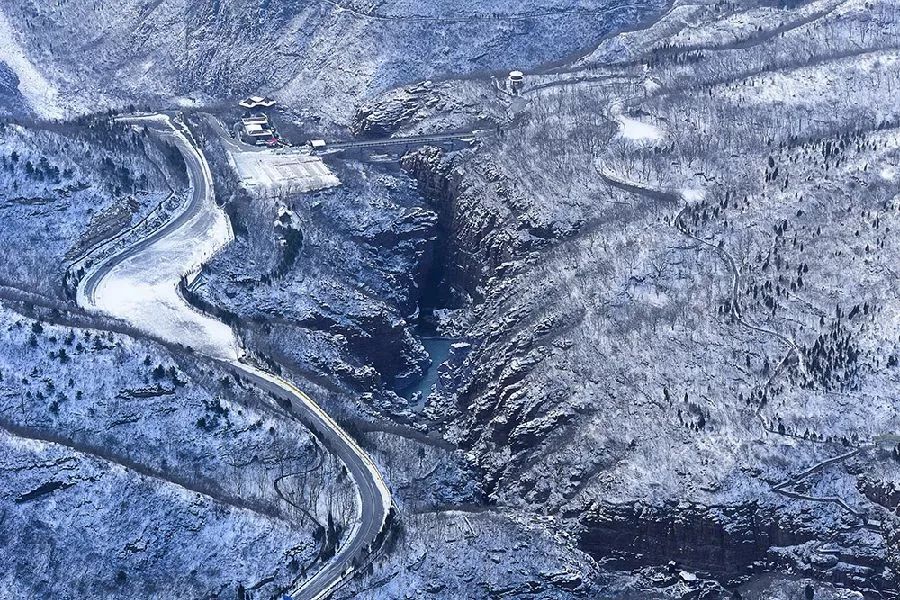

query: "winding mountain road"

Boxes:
[77, 113, 391, 600]
[77, 113, 238, 360]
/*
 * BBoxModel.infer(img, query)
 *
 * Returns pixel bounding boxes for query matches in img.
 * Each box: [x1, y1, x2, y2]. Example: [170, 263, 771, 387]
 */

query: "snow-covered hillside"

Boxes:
[5, 0, 900, 598]
[341, 0, 900, 595]
[0, 303, 351, 598]
[0, 0, 666, 122]
[0, 118, 187, 299]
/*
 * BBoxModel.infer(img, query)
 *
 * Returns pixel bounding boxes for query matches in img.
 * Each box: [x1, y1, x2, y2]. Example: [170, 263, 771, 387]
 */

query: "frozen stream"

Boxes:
[403, 337, 456, 411]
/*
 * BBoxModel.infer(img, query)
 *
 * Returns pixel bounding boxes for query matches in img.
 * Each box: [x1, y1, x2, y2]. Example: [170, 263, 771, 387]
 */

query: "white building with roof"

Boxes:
[240, 114, 276, 145]
[508, 70, 525, 93]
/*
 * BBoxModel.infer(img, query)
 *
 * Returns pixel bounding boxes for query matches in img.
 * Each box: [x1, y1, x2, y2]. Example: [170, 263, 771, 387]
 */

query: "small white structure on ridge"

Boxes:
[508, 70, 525, 93]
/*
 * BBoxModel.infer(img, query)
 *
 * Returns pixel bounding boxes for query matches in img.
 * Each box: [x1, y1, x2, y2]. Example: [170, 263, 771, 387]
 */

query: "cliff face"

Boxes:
[579, 500, 900, 593]
[577, 501, 814, 575]
[402, 148, 509, 304]
[401, 145, 585, 307]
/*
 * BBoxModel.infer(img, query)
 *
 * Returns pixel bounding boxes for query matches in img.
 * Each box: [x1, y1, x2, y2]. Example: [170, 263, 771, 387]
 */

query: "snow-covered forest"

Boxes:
[2, 0, 900, 598]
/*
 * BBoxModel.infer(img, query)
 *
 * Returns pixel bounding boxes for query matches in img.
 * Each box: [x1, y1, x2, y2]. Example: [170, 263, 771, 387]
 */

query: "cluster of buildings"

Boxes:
[238, 96, 279, 146]
[236, 95, 330, 152]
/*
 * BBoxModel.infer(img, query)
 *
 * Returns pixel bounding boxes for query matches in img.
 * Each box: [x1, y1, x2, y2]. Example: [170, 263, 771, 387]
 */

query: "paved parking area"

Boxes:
[230, 150, 340, 194]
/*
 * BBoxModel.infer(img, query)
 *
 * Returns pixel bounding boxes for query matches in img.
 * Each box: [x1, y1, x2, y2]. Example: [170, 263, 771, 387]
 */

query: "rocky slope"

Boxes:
[0, 64, 27, 117]
[350, 0, 900, 595]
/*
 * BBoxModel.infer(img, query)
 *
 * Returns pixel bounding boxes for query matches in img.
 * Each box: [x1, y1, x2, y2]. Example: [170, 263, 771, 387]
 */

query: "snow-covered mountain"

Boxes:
[2, 0, 900, 599]
[0, 0, 663, 122]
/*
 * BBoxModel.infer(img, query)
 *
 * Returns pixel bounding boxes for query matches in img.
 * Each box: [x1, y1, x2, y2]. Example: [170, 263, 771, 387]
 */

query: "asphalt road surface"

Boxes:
[230, 361, 391, 600]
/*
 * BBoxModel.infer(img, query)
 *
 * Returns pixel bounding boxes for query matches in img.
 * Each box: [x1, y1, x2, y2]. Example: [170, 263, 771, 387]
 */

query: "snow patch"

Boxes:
[681, 188, 705, 202]
[610, 100, 664, 143]
[616, 115, 664, 142]
[175, 96, 200, 108]
[0, 8, 63, 120]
